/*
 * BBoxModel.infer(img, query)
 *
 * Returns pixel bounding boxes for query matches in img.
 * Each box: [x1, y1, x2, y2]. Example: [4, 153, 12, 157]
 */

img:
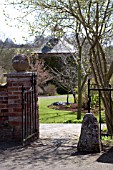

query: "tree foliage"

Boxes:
[4, 0, 113, 133]
[31, 57, 53, 95]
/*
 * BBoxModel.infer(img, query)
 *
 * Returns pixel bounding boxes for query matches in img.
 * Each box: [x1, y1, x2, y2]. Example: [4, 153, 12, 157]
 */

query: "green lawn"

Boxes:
[38, 95, 83, 123]
[38, 95, 106, 123]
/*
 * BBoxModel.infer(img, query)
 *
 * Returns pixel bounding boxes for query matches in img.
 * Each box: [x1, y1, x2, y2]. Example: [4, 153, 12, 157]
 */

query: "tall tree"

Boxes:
[5, 0, 113, 133]
[3, 0, 91, 119]
[50, 52, 78, 105]
[34, 0, 113, 133]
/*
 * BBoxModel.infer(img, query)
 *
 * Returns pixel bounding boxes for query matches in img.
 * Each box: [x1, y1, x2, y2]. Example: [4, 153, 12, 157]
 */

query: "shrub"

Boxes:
[38, 86, 44, 95]
[90, 93, 99, 108]
[44, 83, 57, 96]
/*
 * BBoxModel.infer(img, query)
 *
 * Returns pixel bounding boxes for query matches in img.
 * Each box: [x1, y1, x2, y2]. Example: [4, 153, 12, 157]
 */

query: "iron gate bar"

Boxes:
[29, 91, 32, 135]
[33, 73, 35, 132]
[88, 79, 91, 113]
[32, 82, 34, 132]
[22, 85, 25, 143]
[32, 73, 37, 134]
[26, 92, 29, 136]
[21, 73, 38, 145]
[25, 92, 27, 139]
[109, 85, 112, 138]
[88, 79, 113, 139]
[99, 90, 101, 139]
[32, 74, 37, 140]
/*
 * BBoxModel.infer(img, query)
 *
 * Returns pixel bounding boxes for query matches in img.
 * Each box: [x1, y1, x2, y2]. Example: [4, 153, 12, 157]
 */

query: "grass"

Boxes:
[38, 95, 84, 123]
[38, 95, 106, 124]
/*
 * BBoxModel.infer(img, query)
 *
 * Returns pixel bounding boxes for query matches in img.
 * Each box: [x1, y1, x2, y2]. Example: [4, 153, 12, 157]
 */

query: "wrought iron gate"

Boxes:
[88, 79, 113, 138]
[22, 73, 38, 145]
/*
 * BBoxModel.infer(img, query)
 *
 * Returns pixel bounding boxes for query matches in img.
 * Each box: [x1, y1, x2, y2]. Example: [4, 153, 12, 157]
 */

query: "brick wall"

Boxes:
[0, 72, 39, 142]
[0, 83, 14, 141]
[0, 84, 8, 125]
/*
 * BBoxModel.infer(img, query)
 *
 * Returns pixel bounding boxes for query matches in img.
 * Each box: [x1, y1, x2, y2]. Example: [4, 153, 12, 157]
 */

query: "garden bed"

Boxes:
[48, 102, 88, 113]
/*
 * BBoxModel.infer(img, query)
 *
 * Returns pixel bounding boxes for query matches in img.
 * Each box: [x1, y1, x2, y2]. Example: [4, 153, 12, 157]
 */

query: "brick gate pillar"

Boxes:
[5, 72, 39, 142]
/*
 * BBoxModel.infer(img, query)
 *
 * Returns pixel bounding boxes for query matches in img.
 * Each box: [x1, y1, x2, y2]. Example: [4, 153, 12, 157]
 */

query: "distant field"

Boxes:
[38, 95, 83, 123]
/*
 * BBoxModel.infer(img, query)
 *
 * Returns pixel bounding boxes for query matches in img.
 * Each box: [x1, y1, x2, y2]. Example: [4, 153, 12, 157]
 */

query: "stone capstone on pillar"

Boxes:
[77, 113, 101, 153]
[12, 54, 30, 72]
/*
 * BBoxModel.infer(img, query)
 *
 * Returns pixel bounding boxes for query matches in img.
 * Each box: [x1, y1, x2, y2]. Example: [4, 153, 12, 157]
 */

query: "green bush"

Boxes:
[99, 116, 106, 123]
[91, 93, 99, 108]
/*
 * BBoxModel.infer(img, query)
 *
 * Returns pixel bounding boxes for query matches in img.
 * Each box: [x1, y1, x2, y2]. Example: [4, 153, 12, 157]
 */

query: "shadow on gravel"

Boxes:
[97, 146, 113, 164]
[71, 151, 92, 156]
[0, 138, 78, 168]
[0, 141, 22, 150]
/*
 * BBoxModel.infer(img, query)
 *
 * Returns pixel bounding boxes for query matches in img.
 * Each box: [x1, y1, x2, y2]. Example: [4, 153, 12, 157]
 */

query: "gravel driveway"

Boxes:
[0, 124, 113, 170]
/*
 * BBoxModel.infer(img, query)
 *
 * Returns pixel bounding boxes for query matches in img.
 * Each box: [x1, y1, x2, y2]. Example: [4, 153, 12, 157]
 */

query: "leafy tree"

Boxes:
[3, 0, 90, 118]
[34, 0, 113, 133]
[5, 0, 113, 133]
[50, 52, 78, 104]
[0, 38, 16, 73]
[31, 56, 53, 95]
[46, 36, 90, 117]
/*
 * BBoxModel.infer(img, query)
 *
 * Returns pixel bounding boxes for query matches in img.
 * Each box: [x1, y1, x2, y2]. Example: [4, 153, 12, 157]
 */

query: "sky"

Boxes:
[0, 1, 35, 44]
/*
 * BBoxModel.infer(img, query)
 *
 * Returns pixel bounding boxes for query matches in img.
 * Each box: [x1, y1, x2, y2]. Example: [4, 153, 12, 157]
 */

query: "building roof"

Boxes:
[33, 37, 76, 55]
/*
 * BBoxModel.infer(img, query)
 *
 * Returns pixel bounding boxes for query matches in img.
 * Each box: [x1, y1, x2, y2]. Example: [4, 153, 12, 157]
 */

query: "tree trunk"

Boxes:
[105, 111, 113, 134]
[67, 92, 69, 105]
[88, 40, 113, 134]
[102, 92, 113, 134]
[77, 91, 82, 119]
[72, 92, 76, 103]
[77, 47, 82, 119]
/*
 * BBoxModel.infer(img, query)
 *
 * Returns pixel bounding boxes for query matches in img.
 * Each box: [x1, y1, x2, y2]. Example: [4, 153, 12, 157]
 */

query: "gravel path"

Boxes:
[0, 124, 113, 170]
